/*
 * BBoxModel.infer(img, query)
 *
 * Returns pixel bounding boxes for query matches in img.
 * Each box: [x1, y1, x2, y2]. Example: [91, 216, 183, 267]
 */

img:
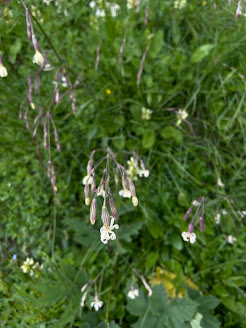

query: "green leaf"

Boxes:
[170, 233, 183, 251]
[149, 31, 164, 58]
[146, 252, 159, 270]
[160, 127, 183, 144]
[147, 221, 164, 239]
[120, 221, 144, 242]
[149, 284, 169, 316]
[191, 44, 214, 63]
[126, 290, 148, 316]
[9, 39, 22, 64]
[168, 295, 198, 327]
[142, 131, 156, 149]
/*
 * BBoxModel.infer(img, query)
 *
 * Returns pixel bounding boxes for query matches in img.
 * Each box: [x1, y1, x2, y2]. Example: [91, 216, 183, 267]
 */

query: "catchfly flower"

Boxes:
[128, 288, 139, 299]
[33, 50, 44, 65]
[119, 189, 131, 198]
[100, 217, 119, 244]
[181, 231, 196, 244]
[176, 109, 188, 126]
[139, 169, 149, 177]
[0, 64, 8, 77]
[83, 175, 93, 185]
[227, 235, 237, 244]
[91, 295, 104, 311]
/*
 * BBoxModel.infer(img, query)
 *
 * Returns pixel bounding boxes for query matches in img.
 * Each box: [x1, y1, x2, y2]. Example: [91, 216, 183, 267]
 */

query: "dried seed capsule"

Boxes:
[84, 184, 90, 206]
[101, 206, 110, 226]
[109, 196, 117, 218]
[90, 198, 97, 225]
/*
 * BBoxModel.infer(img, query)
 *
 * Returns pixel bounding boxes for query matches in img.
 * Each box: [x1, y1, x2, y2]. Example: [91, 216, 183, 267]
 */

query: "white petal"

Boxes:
[110, 217, 115, 227]
[113, 224, 119, 230]
[109, 231, 116, 240]
[181, 232, 189, 242]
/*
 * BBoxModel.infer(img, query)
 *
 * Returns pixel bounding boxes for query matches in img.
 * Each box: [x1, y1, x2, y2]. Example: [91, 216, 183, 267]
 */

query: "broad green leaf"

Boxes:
[160, 127, 183, 144]
[126, 290, 147, 316]
[168, 295, 198, 327]
[149, 284, 169, 316]
[142, 131, 156, 149]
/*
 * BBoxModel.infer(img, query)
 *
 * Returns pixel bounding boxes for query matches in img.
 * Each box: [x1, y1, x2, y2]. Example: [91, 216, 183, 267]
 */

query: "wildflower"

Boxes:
[105, 88, 111, 95]
[227, 235, 237, 244]
[181, 231, 196, 244]
[89, 0, 96, 8]
[128, 289, 139, 299]
[100, 217, 119, 244]
[127, 0, 138, 9]
[0, 63, 8, 78]
[80, 291, 87, 307]
[83, 175, 93, 185]
[142, 107, 153, 120]
[176, 109, 188, 126]
[61, 76, 68, 87]
[109, 3, 120, 16]
[174, 0, 187, 9]
[97, 186, 106, 197]
[119, 189, 131, 198]
[215, 213, 221, 224]
[91, 295, 104, 311]
[192, 200, 200, 207]
[221, 209, 228, 216]
[21, 257, 34, 273]
[12, 254, 17, 261]
[202, 1, 207, 5]
[95, 8, 106, 17]
[139, 169, 149, 177]
[33, 50, 44, 66]
[217, 177, 224, 188]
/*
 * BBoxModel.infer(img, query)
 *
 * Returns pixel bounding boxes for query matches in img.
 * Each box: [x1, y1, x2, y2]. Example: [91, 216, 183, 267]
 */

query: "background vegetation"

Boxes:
[0, 0, 246, 327]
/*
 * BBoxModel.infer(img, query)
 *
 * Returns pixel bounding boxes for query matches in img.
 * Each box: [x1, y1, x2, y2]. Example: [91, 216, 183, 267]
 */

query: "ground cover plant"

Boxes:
[0, 0, 246, 327]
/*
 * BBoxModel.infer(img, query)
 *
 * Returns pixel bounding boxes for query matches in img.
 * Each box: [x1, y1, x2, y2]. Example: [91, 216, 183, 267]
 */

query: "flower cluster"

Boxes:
[126, 153, 149, 181]
[181, 197, 206, 244]
[142, 107, 153, 120]
[176, 109, 188, 126]
[83, 149, 147, 244]
[21, 257, 43, 277]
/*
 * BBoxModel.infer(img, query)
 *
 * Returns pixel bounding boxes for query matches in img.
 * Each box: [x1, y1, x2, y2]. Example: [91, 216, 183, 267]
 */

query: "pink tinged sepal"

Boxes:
[183, 207, 192, 221]
[188, 221, 194, 233]
[199, 216, 204, 232]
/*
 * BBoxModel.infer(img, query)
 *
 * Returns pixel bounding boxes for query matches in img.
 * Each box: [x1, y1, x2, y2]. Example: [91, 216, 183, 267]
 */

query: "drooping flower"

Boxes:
[142, 107, 153, 120]
[181, 231, 196, 244]
[91, 295, 104, 311]
[139, 169, 149, 177]
[119, 189, 131, 198]
[226, 235, 237, 244]
[83, 175, 93, 185]
[215, 213, 221, 224]
[100, 217, 119, 244]
[217, 177, 224, 188]
[128, 288, 139, 299]
[33, 50, 44, 65]
[0, 64, 8, 77]
[192, 200, 200, 207]
[176, 109, 188, 126]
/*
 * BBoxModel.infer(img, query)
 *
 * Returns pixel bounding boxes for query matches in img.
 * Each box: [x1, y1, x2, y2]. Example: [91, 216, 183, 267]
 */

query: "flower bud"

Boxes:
[109, 196, 117, 218]
[91, 177, 96, 194]
[0, 64, 8, 78]
[33, 50, 44, 66]
[132, 196, 138, 207]
[128, 179, 136, 197]
[199, 215, 204, 232]
[90, 198, 97, 225]
[87, 159, 93, 175]
[101, 206, 110, 226]
[183, 207, 192, 221]
[84, 184, 90, 206]
[188, 221, 194, 233]
[122, 175, 129, 190]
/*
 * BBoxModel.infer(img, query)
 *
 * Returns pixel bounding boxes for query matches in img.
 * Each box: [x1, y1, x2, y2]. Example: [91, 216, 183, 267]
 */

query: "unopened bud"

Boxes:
[132, 196, 138, 207]
[199, 216, 204, 232]
[91, 177, 96, 194]
[188, 221, 194, 233]
[128, 179, 136, 197]
[183, 207, 192, 221]
[109, 197, 117, 218]
[122, 175, 129, 190]
[90, 198, 97, 225]
[101, 206, 110, 226]
[87, 159, 93, 175]
[84, 184, 90, 205]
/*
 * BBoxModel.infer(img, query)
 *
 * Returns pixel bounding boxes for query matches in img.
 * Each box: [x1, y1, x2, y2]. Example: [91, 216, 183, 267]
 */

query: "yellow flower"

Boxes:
[202, 1, 207, 5]
[105, 89, 111, 95]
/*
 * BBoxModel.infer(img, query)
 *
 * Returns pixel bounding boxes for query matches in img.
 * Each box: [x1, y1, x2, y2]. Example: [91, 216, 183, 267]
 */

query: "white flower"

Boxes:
[0, 64, 8, 77]
[176, 109, 188, 126]
[100, 217, 119, 244]
[238, 210, 246, 218]
[217, 178, 224, 188]
[109, 3, 120, 16]
[128, 289, 139, 299]
[215, 213, 221, 224]
[139, 169, 149, 178]
[97, 186, 106, 197]
[43, 63, 53, 71]
[127, 0, 138, 9]
[227, 235, 237, 244]
[61, 76, 68, 87]
[91, 296, 104, 311]
[83, 175, 93, 185]
[89, 0, 96, 8]
[80, 291, 87, 307]
[174, 0, 187, 9]
[142, 107, 153, 120]
[181, 231, 196, 244]
[192, 200, 200, 207]
[95, 8, 106, 17]
[33, 50, 44, 66]
[43, 0, 52, 5]
[21, 257, 34, 273]
[119, 189, 131, 198]
[221, 209, 228, 216]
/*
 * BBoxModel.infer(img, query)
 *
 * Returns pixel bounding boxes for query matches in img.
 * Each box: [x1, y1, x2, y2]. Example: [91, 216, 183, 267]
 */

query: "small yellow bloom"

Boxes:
[105, 89, 111, 95]
[202, 1, 207, 5]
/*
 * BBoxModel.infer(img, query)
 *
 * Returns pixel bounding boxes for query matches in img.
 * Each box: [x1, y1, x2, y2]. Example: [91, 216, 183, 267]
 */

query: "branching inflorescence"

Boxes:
[83, 148, 149, 244]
